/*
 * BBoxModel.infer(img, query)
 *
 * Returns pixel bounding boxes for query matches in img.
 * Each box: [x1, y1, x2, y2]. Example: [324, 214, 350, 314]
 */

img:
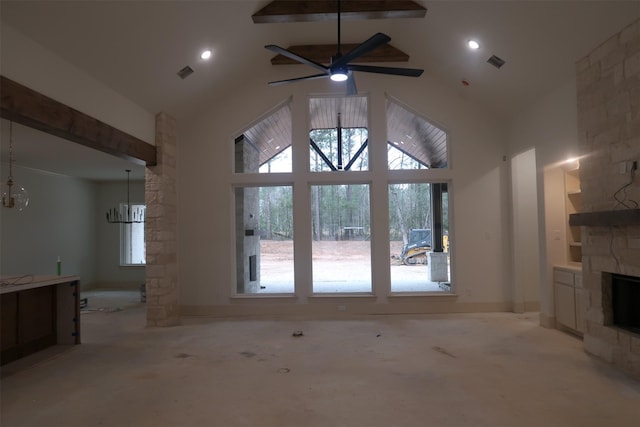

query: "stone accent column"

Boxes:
[576, 19, 640, 379]
[145, 112, 179, 326]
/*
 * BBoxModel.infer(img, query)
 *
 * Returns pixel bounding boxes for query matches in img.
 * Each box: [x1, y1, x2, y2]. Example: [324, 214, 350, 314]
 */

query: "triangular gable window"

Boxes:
[387, 97, 448, 170]
[235, 99, 292, 174]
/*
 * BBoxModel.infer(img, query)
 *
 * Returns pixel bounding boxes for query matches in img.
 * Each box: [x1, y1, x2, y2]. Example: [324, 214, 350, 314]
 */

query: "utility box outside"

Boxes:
[427, 252, 448, 282]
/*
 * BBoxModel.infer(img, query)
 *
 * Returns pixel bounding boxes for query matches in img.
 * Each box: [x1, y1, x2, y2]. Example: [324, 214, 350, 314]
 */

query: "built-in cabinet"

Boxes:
[554, 266, 583, 335]
[544, 160, 584, 335]
[564, 167, 582, 264]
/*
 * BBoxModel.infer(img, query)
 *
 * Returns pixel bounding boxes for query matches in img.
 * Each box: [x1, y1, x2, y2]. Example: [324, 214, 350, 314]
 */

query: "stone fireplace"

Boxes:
[575, 18, 640, 379]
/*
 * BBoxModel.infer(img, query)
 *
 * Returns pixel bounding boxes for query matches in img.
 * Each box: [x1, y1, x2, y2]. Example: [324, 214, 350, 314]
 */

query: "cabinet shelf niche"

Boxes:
[564, 166, 582, 264]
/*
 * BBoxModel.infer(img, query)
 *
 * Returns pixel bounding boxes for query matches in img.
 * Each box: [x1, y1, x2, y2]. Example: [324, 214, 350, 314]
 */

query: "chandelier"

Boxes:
[106, 169, 145, 223]
[1, 121, 29, 211]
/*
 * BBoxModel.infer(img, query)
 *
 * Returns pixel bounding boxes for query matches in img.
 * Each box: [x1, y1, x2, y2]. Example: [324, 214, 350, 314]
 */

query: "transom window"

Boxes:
[387, 97, 448, 169]
[235, 100, 292, 174]
[310, 127, 368, 172]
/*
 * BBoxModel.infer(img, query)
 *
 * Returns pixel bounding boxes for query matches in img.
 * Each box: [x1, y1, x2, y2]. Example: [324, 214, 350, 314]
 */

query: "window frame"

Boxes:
[230, 93, 455, 299]
[119, 203, 146, 267]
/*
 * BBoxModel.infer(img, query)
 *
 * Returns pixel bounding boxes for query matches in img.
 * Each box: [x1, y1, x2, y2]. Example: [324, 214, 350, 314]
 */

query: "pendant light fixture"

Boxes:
[1, 121, 29, 211]
[106, 169, 145, 223]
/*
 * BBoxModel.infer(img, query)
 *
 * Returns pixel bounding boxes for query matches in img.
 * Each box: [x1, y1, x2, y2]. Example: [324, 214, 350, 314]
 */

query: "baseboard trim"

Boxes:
[180, 301, 513, 317]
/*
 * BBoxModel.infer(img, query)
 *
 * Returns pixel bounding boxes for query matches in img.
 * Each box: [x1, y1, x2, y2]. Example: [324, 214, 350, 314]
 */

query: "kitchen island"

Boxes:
[1, 275, 80, 365]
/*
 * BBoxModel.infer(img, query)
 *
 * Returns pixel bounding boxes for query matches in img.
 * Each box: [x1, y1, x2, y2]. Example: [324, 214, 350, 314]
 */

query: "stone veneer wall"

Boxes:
[576, 19, 640, 379]
[145, 112, 179, 326]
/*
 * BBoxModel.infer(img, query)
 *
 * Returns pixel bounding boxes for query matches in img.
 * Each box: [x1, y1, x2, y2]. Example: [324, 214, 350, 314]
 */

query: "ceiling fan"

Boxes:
[265, 0, 423, 95]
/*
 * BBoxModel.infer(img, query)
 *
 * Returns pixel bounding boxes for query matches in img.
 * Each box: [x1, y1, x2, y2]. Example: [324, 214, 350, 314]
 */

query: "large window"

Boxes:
[311, 184, 371, 293]
[235, 186, 294, 294]
[389, 183, 450, 292]
[231, 94, 451, 298]
[120, 203, 146, 266]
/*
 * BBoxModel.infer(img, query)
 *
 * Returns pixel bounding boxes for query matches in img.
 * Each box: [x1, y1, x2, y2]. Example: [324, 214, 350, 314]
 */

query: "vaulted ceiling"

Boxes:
[1, 1, 639, 180]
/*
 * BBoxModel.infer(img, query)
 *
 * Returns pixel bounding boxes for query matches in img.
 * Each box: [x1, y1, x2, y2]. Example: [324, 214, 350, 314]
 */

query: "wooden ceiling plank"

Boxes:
[271, 43, 410, 65]
[0, 76, 156, 166]
[253, 1, 426, 23]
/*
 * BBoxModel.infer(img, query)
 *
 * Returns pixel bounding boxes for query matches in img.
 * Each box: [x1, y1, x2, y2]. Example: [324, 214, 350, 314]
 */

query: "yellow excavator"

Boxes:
[401, 229, 431, 265]
[401, 229, 448, 265]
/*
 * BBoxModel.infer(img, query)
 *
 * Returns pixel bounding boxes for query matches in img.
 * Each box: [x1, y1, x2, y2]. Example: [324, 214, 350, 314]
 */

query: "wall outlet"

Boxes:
[619, 161, 627, 174]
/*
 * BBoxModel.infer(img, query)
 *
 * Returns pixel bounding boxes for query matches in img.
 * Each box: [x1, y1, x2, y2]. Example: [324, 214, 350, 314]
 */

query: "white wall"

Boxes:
[509, 79, 579, 165]
[510, 148, 541, 312]
[178, 70, 512, 312]
[0, 164, 98, 284]
[508, 78, 580, 324]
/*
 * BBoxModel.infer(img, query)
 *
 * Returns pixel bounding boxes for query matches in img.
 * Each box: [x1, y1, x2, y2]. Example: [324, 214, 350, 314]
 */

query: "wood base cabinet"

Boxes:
[1, 276, 80, 365]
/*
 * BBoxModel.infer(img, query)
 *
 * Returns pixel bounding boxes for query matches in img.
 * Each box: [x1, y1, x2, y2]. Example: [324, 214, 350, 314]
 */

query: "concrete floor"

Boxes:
[1, 290, 639, 427]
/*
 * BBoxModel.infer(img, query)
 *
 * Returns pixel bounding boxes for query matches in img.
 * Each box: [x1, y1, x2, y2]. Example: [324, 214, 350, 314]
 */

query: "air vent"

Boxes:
[487, 55, 505, 69]
[177, 66, 194, 79]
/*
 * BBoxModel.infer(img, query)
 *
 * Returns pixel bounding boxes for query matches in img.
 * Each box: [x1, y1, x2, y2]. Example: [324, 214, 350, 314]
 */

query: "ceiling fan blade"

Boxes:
[333, 33, 391, 68]
[268, 73, 329, 86]
[348, 64, 424, 77]
[265, 44, 328, 73]
[346, 71, 357, 96]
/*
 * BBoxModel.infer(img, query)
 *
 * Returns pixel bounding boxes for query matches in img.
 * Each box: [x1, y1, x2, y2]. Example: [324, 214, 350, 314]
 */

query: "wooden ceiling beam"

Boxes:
[271, 43, 410, 65]
[0, 76, 156, 166]
[253, 1, 426, 23]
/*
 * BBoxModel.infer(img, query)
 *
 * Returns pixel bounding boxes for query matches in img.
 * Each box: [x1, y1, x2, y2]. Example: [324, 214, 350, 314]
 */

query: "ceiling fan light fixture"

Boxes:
[265, 0, 423, 95]
[330, 70, 348, 82]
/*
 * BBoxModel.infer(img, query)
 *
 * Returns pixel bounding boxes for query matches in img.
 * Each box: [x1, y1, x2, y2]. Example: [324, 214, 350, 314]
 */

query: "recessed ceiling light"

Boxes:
[200, 49, 212, 60]
[467, 40, 480, 50]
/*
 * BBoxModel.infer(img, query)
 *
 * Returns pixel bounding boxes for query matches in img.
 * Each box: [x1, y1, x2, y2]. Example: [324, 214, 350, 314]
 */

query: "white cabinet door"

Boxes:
[555, 282, 577, 330]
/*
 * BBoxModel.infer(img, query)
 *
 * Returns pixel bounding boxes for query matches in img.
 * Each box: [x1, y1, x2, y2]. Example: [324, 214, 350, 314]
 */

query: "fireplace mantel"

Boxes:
[569, 209, 640, 227]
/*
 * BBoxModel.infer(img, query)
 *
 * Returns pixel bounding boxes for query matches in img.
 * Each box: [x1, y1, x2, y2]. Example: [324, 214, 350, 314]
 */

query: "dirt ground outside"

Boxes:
[261, 240, 406, 261]
[256, 240, 449, 294]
